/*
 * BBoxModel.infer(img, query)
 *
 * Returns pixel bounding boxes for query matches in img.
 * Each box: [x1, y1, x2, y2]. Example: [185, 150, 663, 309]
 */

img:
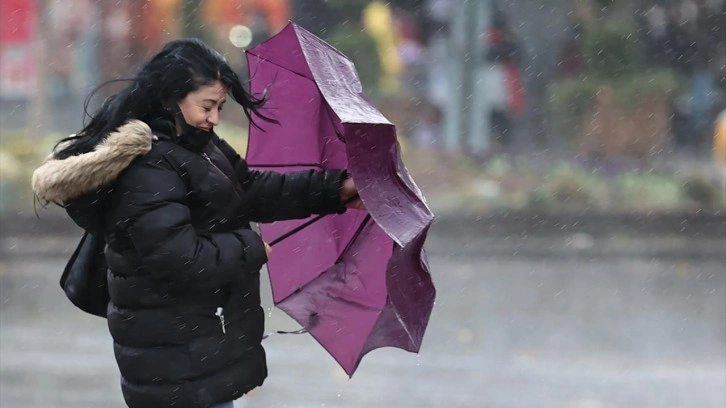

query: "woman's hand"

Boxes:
[264, 242, 272, 256]
[340, 177, 365, 210]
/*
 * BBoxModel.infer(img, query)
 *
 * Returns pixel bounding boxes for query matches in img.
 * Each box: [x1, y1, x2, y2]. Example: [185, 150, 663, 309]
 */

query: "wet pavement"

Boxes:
[1, 220, 724, 407]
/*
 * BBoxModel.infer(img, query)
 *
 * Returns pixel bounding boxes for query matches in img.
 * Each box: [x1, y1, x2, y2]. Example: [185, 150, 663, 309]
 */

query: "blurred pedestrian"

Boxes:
[409, 101, 442, 149]
[715, 109, 726, 165]
[664, 5, 698, 76]
[484, 14, 525, 149]
[640, 0, 669, 65]
[31, 39, 361, 408]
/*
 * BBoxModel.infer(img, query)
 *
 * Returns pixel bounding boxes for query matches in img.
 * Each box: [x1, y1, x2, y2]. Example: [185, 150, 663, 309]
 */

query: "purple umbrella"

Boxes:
[245, 22, 435, 377]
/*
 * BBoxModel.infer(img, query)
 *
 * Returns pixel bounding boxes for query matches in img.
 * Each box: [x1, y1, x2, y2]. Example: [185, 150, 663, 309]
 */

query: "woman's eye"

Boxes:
[203, 107, 212, 112]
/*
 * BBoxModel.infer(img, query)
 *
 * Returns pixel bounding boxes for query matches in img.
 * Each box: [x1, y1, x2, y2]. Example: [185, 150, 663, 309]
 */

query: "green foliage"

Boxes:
[511, 161, 726, 213]
[326, 0, 370, 23]
[0, 130, 59, 212]
[547, 20, 683, 143]
[582, 22, 640, 79]
[613, 172, 683, 210]
[181, 0, 211, 44]
[682, 175, 723, 209]
[3, 133, 52, 163]
[526, 163, 608, 211]
[548, 70, 682, 141]
[0, 150, 22, 181]
[548, 77, 601, 137]
[215, 121, 248, 154]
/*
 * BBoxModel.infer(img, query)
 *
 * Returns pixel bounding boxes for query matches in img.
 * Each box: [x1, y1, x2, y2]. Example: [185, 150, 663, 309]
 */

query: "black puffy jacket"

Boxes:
[31, 120, 347, 408]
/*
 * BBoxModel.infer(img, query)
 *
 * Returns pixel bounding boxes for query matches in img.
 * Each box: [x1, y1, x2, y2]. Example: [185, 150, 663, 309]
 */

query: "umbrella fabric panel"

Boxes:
[244, 22, 436, 377]
[246, 24, 314, 81]
[361, 225, 435, 357]
[345, 123, 433, 247]
[246, 64, 337, 168]
[295, 24, 389, 126]
[276, 219, 394, 376]
[265, 209, 370, 303]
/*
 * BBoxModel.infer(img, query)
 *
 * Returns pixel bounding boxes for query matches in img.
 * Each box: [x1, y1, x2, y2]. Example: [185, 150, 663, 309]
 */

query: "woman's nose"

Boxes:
[208, 109, 220, 125]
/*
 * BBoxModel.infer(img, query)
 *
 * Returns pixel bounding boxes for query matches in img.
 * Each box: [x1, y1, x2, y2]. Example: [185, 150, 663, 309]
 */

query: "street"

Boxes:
[1, 217, 724, 407]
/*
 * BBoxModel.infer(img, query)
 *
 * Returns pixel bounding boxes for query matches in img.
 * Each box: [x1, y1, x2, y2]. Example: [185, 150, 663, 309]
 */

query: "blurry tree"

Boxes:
[326, 0, 369, 23]
[181, 0, 211, 43]
[582, 21, 639, 79]
[326, 24, 382, 99]
[298, 0, 384, 99]
[574, 0, 628, 21]
[592, 0, 622, 11]
[549, 18, 682, 156]
[290, 0, 335, 37]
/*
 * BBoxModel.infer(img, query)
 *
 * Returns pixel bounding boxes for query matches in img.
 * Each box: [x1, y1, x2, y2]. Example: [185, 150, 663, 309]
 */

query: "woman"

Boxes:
[31, 39, 361, 408]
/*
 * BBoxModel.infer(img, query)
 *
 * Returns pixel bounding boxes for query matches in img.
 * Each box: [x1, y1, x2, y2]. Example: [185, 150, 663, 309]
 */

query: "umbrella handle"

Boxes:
[268, 195, 360, 246]
[262, 327, 308, 340]
[262, 312, 320, 340]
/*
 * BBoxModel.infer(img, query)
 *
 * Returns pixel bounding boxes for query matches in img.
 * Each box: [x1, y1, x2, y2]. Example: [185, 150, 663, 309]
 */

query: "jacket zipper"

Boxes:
[201, 152, 227, 178]
[202, 152, 238, 334]
[215, 307, 226, 334]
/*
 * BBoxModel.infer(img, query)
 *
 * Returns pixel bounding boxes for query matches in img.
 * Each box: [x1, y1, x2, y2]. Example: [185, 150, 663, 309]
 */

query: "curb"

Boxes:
[2, 210, 725, 237]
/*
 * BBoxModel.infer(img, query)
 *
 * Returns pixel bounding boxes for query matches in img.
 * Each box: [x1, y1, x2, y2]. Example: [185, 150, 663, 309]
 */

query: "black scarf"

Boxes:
[149, 112, 214, 152]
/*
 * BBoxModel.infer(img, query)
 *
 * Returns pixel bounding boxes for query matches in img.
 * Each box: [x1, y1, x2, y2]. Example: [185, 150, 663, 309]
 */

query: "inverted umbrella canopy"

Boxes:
[245, 22, 435, 377]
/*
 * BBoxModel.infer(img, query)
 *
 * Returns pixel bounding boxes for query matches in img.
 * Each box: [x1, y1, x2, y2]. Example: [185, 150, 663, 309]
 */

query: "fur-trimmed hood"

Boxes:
[31, 120, 154, 204]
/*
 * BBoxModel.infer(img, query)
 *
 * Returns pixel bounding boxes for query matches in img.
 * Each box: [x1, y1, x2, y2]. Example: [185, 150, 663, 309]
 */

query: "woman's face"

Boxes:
[176, 80, 227, 133]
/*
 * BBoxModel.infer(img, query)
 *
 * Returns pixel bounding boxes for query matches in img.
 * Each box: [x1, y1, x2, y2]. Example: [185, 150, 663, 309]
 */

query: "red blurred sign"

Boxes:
[0, 0, 37, 98]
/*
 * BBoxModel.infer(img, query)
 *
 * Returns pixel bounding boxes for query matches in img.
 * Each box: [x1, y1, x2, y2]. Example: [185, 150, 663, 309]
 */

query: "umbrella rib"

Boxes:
[325, 294, 381, 312]
[247, 50, 346, 146]
[392, 306, 418, 349]
[248, 54, 347, 145]
[269, 213, 325, 246]
[269, 196, 361, 246]
[246, 54, 317, 82]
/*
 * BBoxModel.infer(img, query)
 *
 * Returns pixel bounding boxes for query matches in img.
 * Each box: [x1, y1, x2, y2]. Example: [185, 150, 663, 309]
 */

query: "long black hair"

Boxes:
[54, 38, 264, 159]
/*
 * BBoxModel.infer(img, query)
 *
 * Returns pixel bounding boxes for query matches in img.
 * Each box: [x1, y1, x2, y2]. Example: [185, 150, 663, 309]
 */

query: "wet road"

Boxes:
[1, 224, 724, 407]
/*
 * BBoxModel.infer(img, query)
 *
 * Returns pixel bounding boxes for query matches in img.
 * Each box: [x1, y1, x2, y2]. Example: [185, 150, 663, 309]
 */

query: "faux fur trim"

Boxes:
[31, 120, 153, 203]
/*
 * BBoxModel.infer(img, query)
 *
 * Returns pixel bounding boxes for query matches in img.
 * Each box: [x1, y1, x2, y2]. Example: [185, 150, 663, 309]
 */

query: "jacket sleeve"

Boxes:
[114, 154, 268, 292]
[248, 169, 348, 223]
[214, 137, 348, 223]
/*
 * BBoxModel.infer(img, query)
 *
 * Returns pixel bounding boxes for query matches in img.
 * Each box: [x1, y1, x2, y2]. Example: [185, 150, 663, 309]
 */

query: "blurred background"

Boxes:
[1, 0, 725, 407]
